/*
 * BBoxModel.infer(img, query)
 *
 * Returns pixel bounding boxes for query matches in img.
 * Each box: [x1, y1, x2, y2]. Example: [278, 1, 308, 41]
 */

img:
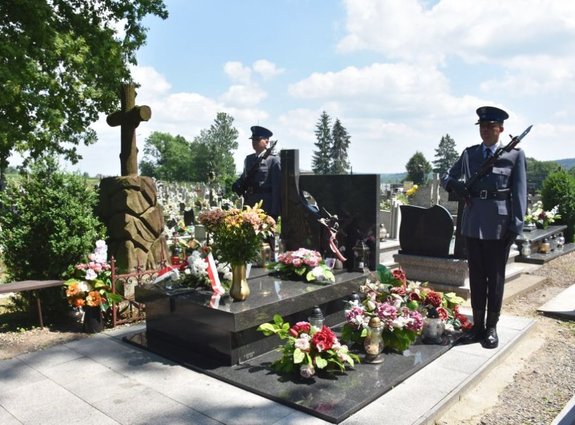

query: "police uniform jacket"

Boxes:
[441, 143, 527, 240]
[242, 153, 281, 218]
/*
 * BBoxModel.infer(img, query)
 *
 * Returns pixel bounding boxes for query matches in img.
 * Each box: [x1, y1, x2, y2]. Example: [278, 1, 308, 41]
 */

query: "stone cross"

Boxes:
[106, 83, 151, 176]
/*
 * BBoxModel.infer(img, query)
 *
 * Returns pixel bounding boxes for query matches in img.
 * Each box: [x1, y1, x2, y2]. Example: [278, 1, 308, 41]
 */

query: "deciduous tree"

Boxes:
[405, 151, 432, 185]
[0, 0, 168, 176]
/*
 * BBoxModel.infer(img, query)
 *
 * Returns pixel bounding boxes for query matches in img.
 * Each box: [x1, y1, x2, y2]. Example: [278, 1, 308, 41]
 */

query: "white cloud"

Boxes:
[253, 59, 285, 80]
[220, 84, 267, 107]
[224, 61, 252, 84]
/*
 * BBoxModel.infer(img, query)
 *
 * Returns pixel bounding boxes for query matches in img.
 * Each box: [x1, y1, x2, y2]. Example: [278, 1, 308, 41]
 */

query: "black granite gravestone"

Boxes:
[280, 150, 380, 270]
[399, 204, 454, 257]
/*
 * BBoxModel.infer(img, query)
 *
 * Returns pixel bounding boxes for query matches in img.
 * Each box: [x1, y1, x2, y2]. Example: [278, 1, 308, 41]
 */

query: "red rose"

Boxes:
[392, 268, 407, 285]
[289, 322, 311, 337]
[425, 291, 442, 308]
[311, 326, 337, 352]
[436, 306, 449, 320]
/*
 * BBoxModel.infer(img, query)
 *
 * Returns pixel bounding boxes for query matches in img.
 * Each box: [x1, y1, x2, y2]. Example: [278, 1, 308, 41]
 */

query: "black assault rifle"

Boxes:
[232, 140, 278, 196]
[465, 125, 533, 192]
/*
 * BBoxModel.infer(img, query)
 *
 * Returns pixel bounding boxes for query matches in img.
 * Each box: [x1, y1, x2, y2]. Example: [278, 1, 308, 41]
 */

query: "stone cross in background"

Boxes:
[106, 83, 151, 176]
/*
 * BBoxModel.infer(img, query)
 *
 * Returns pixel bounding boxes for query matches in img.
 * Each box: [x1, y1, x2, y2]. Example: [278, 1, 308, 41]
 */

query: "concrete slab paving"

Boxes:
[538, 283, 575, 320]
[0, 315, 537, 425]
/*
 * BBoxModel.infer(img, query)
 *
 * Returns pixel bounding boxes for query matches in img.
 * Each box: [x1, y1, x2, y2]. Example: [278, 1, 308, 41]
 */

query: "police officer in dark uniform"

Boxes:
[233, 125, 281, 220]
[442, 106, 527, 349]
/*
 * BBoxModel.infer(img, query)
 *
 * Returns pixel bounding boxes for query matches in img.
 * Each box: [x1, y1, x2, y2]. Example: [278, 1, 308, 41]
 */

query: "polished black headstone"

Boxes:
[399, 204, 454, 257]
[134, 271, 365, 365]
[280, 150, 380, 270]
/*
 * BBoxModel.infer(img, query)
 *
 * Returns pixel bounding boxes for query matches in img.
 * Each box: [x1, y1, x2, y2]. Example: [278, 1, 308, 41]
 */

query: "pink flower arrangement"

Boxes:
[341, 265, 469, 353]
[258, 314, 359, 379]
[63, 240, 122, 312]
[269, 248, 335, 283]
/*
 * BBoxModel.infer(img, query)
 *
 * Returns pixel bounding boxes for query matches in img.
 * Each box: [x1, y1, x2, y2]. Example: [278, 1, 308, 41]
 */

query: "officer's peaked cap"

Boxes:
[475, 106, 509, 124]
[249, 126, 273, 139]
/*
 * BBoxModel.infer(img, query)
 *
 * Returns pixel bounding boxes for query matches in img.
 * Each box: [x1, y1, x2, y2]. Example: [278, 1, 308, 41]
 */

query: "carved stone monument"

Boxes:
[98, 83, 167, 272]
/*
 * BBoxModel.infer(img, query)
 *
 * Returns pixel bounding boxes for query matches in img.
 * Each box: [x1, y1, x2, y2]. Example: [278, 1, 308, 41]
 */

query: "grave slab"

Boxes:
[537, 284, 575, 320]
[125, 326, 461, 424]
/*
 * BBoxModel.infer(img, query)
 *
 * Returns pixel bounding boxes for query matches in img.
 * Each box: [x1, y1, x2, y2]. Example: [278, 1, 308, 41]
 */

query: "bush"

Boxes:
[541, 169, 575, 242]
[0, 157, 106, 321]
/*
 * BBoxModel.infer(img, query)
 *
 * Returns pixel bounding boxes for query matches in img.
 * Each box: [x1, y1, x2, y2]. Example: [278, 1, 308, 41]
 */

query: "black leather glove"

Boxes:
[446, 180, 469, 198]
[505, 232, 518, 251]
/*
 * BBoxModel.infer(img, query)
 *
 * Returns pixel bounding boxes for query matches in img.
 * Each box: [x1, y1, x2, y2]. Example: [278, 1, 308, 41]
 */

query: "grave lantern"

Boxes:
[308, 305, 325, 330]
[422, 307, 445, 345]
[352, 239, 370, 272]
[364, 316, 384, 363]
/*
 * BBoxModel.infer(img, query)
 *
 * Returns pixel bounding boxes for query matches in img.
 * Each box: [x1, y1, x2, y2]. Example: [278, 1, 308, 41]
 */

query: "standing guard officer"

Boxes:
[233, 125, 281, 220]
[442, 106, 527, 349]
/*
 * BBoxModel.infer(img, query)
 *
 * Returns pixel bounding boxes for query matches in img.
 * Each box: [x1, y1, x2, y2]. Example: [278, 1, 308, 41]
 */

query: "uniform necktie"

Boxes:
[485, 149, 493, 159]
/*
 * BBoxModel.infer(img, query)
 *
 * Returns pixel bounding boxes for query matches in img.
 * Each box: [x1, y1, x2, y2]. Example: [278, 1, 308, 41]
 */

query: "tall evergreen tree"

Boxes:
[330, 119, 351, 174]
[312, 111, 333, 175]
[405, 151, 433, 185]
[432, 134, 459, 175]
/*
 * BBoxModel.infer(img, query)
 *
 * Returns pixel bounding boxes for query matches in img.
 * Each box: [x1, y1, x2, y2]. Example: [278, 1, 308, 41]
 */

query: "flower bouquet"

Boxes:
[268, 248, 335, 283]
[257, 314, 359, 379]
[198, 202, 276, 265]
[63, 241, 123, 331]
[524, 201, 561, 229]
[420, 288, 471, 333]
[198, 202, 276, 300]
[341, 265, 469, 353]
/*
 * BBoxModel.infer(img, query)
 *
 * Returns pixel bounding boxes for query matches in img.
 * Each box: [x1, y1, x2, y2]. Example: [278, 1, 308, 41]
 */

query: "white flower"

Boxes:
[295, 333, 311, 351]
[85, 268, 97, 281]
[300, 363, 315, 379]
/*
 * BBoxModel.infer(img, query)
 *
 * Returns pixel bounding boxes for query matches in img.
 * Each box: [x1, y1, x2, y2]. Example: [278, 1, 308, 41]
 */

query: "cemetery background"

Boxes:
[1, 172, 574, 423]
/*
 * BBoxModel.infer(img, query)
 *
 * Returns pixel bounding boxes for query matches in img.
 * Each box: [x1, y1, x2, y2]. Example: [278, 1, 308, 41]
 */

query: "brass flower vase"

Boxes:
[230, 263, 250, 301]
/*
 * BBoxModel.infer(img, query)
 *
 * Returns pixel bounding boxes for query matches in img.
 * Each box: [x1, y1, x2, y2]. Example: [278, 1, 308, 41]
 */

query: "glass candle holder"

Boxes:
[308, 306, 325, 331]
[422, 307, 445, 345]
[364, 317, 384, 363]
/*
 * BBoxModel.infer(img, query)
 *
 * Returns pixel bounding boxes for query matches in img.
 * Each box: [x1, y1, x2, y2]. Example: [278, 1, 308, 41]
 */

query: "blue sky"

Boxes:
[70, 0, 575, 176]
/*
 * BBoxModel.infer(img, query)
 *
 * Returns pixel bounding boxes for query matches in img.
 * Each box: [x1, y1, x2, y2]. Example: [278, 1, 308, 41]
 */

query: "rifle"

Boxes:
[465, 125, 533, 191]
[232, 140, 278, 196]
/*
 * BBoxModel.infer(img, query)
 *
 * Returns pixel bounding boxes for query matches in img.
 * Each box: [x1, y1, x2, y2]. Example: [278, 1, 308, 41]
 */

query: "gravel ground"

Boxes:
[1, 253, 574, 425]
[438, 251, 575, 425]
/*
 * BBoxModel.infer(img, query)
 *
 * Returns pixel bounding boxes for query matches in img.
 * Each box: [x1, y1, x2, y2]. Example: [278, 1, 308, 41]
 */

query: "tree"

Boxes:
[191, 112, 239, 188]
[312, 111, 333, 175]
[330, 118, 351, 174]
[432, 134, 459, 175]
[526, 157, 561, 193]
[0, 0, 168, 176]
[405, 151, 432, 185]
[541, 169, 575, 242]
[139, 132, 193, 182]
[0, 156, 106, 320]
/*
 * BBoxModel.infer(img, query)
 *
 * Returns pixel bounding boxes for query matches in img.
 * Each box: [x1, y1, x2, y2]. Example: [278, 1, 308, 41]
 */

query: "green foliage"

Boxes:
[140, 132, 194, 181]
[0, 157, 106, 281]
[0, 0, 168, 173]
[405, 151, 432, 185]
[541, 169, 575, 242]
[526, 157, 561, 193]
[432, 134, 459, 175]
[330, 119, 351, 174]
[312, 111, 352, 175]
[312, 111, 333, 175]
[191, 112, 239, 190]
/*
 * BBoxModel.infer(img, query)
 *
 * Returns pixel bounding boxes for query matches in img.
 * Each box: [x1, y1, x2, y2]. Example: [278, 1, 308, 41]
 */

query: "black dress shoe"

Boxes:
[457, 326, 485, 345]
[482, 327, 499, 349]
